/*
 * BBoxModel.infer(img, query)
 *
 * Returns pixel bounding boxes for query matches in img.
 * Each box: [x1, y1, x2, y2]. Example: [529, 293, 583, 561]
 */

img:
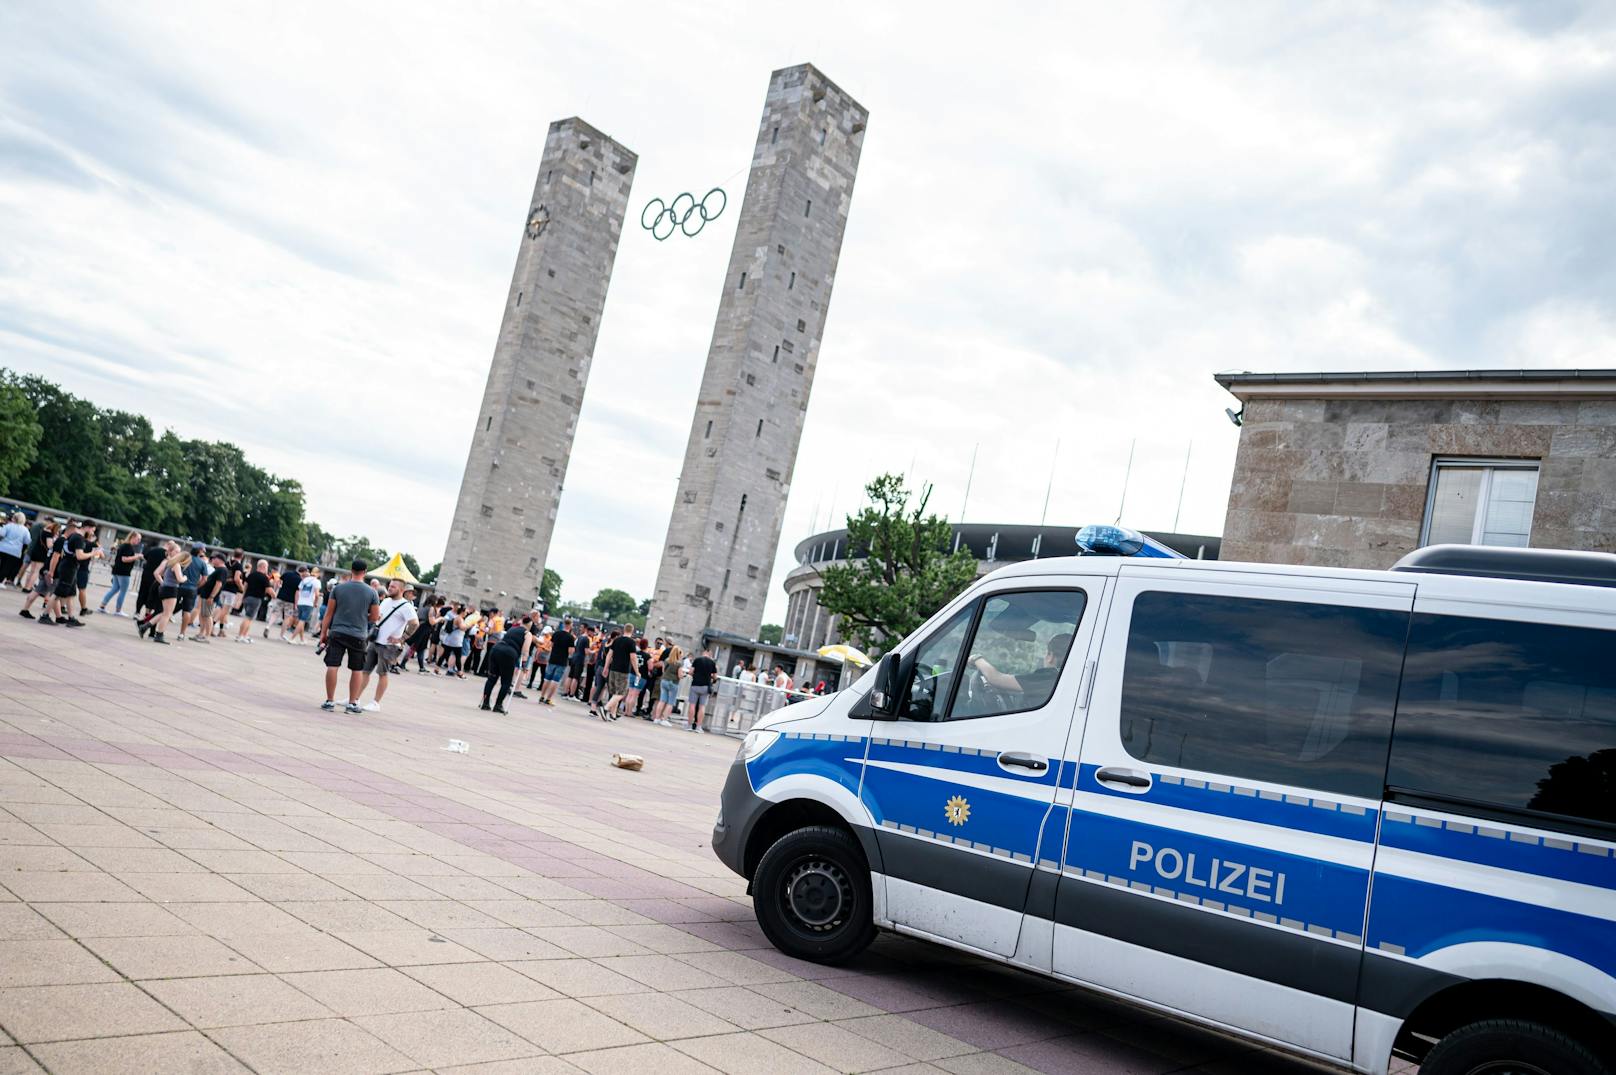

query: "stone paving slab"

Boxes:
[0, 591, 1339, 1074]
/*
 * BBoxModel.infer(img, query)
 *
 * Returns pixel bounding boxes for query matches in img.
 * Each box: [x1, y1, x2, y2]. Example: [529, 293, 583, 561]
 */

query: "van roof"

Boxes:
[980, 553, 1616, 618]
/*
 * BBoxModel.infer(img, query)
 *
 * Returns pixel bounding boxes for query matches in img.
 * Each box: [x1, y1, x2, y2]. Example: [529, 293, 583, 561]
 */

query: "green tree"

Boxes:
[3, 372, 101, 510]
[418, 561, 441, 586]
[540, 568, 563, 611]
[818, 473, 979, 654]
[591, 587, 636, 621]
[0, 380, 42, 496]
[331, 535, 388, 569]
[758, 623, 784, 645]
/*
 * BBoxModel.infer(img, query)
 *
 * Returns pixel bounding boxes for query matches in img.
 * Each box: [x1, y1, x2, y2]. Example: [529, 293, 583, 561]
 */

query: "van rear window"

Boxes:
[1119, 591, 1407, 798]
[1389, 613, 1616, 826]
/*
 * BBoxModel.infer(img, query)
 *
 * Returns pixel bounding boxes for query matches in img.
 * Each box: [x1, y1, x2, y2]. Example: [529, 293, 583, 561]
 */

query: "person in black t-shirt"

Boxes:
[593, 629, 638, 721]
[539, 621, 574, 706]
[212, 549, 245, 636]
[99, 531, 142, 616]
[44, 522, 96, 627]
[73, 527, 99, 617]
[135, 540, 169, 624]
[191, 554, 228, 642]
[687, 647, 718, 732]
[236, 559, 272, 643]
[967, 632, 1072, 706]
[271, 567, 301, 639]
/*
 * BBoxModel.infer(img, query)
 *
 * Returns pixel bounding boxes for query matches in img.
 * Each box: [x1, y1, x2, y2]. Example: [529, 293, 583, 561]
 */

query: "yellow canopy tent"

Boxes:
[368, 552, 419, 584]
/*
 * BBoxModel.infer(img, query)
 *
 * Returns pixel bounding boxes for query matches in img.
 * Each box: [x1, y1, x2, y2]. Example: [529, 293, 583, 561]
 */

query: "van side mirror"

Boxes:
[869, 652, 902, 720]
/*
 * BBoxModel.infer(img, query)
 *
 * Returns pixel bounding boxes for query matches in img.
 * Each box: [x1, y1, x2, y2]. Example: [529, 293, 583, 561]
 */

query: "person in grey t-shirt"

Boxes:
[319, 560, 380, 714]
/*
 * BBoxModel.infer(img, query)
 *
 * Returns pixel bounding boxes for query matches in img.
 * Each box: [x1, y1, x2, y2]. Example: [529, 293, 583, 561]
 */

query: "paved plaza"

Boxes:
[0, 593, 1325, 1075]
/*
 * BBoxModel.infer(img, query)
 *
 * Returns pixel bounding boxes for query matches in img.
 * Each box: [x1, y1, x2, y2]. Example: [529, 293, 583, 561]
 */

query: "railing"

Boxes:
[698, 675, 822, 738]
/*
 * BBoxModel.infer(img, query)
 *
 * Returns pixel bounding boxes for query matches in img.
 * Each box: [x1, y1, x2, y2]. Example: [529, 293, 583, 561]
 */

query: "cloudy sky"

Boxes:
[3, 2, 1613, 621]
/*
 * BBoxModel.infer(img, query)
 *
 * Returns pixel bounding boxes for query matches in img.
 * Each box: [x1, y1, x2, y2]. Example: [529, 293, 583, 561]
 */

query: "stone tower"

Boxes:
[439, 119, 636, 608]
[648, 65, 867, 648]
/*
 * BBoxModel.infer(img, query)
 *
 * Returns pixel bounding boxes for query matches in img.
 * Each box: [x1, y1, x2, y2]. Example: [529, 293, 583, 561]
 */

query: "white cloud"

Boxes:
[2, 0, 1613, 622]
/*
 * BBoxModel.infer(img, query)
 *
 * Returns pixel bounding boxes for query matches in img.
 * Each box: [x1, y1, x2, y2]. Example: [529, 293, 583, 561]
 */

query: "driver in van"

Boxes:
[967, 632, 1072, 699]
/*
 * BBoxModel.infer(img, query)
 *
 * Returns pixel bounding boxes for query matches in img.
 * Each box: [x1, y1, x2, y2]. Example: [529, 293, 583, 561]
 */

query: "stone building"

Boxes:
[438, 119, 636, 606]
[647, 64, 867, 648]
[1217, 369, 1616, 567]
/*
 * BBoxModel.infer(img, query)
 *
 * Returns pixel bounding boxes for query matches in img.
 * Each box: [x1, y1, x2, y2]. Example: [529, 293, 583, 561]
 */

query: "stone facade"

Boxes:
[647, 65, 867, 648]
[1221, 385, 1616, 568]
[439, 119, 636, 607]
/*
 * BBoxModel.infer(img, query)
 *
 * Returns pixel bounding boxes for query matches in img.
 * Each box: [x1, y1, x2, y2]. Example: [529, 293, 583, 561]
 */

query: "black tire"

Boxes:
[753, 825, 877, 965]
[1422, 1018, 1611, 1075]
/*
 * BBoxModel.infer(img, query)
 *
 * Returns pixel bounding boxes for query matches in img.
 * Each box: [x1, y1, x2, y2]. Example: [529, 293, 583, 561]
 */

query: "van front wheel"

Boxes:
[1421, 1018, 1611, 1075]
[753, 825, 876, 965]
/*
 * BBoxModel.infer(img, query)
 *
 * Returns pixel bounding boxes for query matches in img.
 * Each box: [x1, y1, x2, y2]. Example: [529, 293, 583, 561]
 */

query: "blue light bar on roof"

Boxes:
[1075, 525, 1184, 559]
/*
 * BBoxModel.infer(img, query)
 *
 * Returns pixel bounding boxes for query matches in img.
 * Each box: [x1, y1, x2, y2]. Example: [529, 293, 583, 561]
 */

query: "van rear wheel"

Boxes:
[753, 825, 876, 965]
[1421, 1018, 1611, 1075]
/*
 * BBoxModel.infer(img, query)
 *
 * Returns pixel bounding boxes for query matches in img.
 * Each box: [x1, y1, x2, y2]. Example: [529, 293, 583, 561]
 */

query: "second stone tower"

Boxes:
[648, 64, 867, 647]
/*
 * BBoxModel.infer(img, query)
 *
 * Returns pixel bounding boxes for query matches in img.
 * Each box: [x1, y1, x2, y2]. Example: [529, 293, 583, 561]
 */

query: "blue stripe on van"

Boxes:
[1377, 817, 1616, 892]
[1367, 872, 1616, 983]
[1060, 803, 1373, 937]
[747, 734, 864, 799]
[1073, 763, 1379, 844]
[866, 739, 1061, 787]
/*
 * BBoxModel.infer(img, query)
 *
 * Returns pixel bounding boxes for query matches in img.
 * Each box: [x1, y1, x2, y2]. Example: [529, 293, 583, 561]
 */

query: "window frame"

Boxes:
[1419, 456, 1541, 548]
[900, 586, 1088, 724]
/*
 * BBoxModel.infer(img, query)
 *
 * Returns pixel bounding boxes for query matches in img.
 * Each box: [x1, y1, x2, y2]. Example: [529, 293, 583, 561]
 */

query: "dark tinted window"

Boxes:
[1120, 591, 1408, 798]
[1390, 613, 1616, 826]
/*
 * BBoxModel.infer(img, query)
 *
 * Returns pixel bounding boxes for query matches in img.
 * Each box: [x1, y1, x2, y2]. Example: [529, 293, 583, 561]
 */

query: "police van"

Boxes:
[711, 536, 1616, 1074]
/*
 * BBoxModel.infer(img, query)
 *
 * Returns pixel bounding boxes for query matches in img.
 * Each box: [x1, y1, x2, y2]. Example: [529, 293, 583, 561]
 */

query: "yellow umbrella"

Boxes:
[817, 643, 871, 667]
[368, 552, 419, 583]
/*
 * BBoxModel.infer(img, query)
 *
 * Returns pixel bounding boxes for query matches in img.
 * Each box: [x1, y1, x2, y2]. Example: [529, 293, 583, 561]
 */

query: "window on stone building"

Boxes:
[804, 199, 812, 218]
[738, 272, 747, 290]
[704, 420, 713, 439]
[788, 272, 796, 290]
[756, 418, 763, 438]
[1421, 458, 1540, 549]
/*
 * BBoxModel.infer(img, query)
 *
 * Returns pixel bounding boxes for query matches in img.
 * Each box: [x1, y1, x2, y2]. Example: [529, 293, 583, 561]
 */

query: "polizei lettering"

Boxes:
[1127, 840, 1286, 905]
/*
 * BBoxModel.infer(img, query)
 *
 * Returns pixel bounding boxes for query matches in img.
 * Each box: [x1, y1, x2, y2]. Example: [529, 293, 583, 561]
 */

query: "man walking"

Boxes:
[356, 579, 417, 713]
[213, 549, 244, 637]
[291, 567, 319, 644]
[319, 560, 379, 714]
[594, 626, 638, 721]
[270, 565, 300, 639]
[481, 613, 532, 714]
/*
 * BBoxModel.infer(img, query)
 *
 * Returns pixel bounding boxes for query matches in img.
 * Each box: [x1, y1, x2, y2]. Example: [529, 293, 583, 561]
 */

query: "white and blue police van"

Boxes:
[712, 530, 1616, 1074]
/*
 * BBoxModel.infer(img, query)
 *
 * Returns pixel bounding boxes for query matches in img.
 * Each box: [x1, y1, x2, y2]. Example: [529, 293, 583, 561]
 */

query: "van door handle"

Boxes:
[997, 752, 1049, 774]
[1095, 766, 1152, 791]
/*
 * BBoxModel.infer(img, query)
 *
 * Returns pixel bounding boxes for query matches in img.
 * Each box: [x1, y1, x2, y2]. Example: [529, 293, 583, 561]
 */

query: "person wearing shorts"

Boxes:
[0, 512, 30, 588]
[292, 567, 318, 644]
[687, 646, 718, 732]
[236, 559, 271, 643]
[319, 560, 379, 714]
[356, 580, 417, 713]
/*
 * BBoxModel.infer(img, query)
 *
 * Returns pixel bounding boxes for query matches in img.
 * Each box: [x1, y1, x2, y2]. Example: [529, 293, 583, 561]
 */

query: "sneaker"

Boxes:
[37, 615, 55, 625]
[596, 708, 609, 722]
[79, 609, 92, 617]
[511, 690, 528, 700]
[152, 633, 168, 645]
[98, 606, 108, 614]
[479, 701, 491, 711]
[114, 611, 128, 617]
[541, 698, 555, 707]
[320, 700, 336, 711]
[361, 701, 381, 713]
[493, 706, 509, 715]
[655, 718, 671, 727]
[18, 609, 33, 620]
[244, 637, 253, 645]
[344, 702, 363, 715]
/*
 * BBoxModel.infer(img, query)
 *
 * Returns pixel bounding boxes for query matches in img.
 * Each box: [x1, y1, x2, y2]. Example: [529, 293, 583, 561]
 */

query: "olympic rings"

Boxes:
[640, 187, 727, 240]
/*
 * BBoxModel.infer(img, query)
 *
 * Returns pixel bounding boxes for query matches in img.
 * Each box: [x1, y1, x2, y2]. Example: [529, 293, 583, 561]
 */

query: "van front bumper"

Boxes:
[711, 755, 766, 880]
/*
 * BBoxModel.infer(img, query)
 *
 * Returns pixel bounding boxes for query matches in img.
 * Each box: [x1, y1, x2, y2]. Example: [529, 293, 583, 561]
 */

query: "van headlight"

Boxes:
[739, 729, 780, 761]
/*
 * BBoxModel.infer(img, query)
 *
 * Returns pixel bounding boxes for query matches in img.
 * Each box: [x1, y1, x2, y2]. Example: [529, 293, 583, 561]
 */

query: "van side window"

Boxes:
[1389, 613, 1616, 825]
[1119, 591, 1407, 798]
[902, 607, 973, 722]
[951, 590, 1086, 720]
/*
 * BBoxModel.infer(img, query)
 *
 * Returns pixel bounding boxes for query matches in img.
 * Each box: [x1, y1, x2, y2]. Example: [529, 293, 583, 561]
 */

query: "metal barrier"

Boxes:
[698, 676, 820, 738]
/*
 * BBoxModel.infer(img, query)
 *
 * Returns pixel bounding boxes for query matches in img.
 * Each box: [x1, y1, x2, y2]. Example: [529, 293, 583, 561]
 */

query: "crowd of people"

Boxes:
[1, 513, 821, 732]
